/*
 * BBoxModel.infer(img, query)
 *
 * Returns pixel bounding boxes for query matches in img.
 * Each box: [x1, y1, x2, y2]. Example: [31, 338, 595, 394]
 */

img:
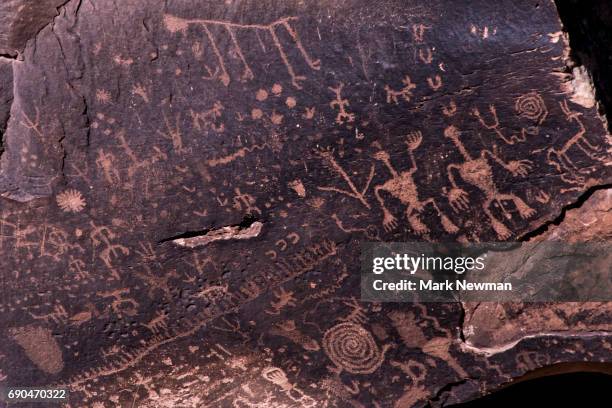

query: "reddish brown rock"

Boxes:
[0, 0, 610, 407]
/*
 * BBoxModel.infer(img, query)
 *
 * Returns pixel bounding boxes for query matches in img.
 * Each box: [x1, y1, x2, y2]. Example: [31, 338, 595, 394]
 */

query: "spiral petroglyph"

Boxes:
[2, 1, 611, 407]
[515, 92, 548, 124]
[322, 322, 385, 374]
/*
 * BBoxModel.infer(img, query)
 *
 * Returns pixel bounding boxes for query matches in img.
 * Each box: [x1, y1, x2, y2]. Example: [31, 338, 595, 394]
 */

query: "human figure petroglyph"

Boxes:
[444, 125, 536, 239]
[329, 83, 355, 124]
[384, 76, 416, 104]
[317, 147, 375, 210]
[473, 92, 548, 145]
[374, 131, 459, 235]
[95, 149, 121, 185]
[89, 221, 130, 279]
[163, 14, 320, 89]
[157, 112, 185, 154]
[547, 99, 606, 185]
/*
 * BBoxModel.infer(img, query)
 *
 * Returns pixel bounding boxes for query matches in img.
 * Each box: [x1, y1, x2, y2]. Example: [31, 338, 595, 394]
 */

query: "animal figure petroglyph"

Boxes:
[374, 131, 459, 235]
[444, 125, 535, 239]
[547, 100, 606, 185]
[384, 76, 416, 104]
[265, 287, 297, 315]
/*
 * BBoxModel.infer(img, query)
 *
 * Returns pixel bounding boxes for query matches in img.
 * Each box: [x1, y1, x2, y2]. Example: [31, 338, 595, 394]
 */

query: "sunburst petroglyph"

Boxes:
[56, 189, 87, 213]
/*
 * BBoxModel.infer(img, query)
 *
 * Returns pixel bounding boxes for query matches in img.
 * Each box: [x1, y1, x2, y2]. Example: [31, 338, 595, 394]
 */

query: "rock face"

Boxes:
[0, 0, 610, 407]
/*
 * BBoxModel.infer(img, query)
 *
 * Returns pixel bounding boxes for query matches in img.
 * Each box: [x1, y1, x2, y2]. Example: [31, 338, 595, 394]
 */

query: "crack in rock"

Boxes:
[163, 220, 263, 248]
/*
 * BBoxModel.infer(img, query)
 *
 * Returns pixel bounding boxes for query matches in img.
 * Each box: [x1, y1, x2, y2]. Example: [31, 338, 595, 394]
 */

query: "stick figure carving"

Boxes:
[547, 100, 605, 185]
[444, 125, 535, 239]
[472, 92, 548, 145]
[373, 131, 459, 235]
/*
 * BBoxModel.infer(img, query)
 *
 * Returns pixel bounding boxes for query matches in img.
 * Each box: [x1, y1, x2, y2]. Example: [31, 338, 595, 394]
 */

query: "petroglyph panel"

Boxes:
[0, 0, 610, 407]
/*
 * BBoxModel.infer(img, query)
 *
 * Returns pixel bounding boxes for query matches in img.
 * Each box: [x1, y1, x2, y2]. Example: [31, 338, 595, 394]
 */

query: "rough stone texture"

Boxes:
[0, 0, 610, 407]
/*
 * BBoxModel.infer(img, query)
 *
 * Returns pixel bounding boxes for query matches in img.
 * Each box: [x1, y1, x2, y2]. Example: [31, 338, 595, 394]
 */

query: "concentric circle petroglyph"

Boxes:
[322, 322, 384, 374]
[515, 92, 548, 124]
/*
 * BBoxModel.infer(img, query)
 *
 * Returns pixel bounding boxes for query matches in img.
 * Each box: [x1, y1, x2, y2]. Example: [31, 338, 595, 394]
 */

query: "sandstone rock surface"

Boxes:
[0, 0, 610, 406]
